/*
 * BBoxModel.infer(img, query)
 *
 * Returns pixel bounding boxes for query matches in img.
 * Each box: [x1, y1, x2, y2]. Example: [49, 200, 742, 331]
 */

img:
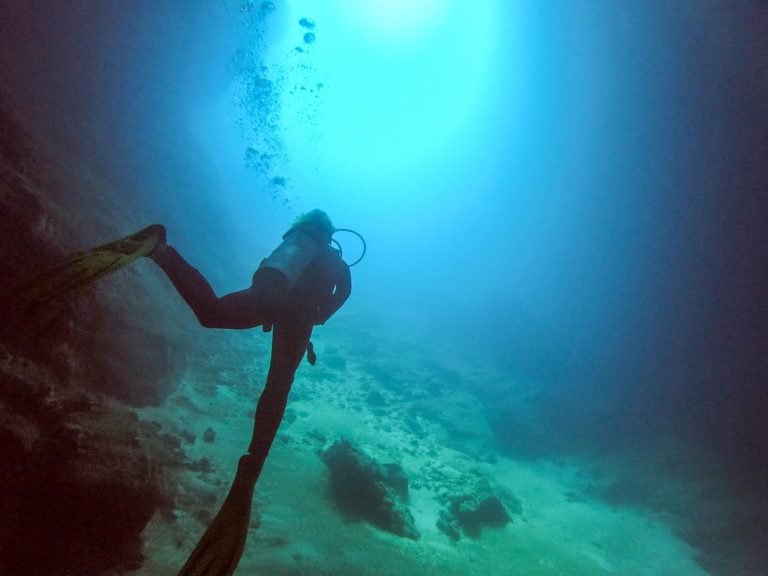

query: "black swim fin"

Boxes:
[177, 454, 263, 576]
[16, 224, 165, 306]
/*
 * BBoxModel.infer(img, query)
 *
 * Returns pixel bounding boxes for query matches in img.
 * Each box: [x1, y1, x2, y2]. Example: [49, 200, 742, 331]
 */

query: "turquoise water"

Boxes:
[0, 2, 766, 575]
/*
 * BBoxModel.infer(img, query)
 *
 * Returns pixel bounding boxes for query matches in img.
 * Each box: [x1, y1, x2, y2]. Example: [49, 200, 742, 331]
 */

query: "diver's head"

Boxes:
[289, 209, 335, 243]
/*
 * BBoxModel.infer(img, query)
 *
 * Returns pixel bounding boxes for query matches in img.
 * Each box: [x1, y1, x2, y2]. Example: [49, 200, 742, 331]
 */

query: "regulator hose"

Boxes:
[332, 228, 367, 267]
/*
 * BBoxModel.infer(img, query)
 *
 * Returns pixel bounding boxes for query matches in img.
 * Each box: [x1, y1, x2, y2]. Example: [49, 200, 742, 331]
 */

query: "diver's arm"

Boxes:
[316, 261, 351, 324]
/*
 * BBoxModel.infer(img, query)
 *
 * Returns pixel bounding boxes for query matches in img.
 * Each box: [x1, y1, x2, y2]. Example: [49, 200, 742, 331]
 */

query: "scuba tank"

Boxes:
[259, 223, 367, 289]
[259, 228, 321, 289]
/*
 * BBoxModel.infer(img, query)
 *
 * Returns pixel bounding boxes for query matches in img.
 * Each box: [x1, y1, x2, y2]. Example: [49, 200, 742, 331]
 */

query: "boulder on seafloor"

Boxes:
[203, 426, 217, 443]
[321, 439, 420, 540]
[437, 478, 521, 540]
[409, 390, 497, 462]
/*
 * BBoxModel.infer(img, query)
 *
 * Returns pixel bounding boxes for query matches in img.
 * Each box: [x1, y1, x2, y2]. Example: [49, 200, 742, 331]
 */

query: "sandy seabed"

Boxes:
[130, 326, 708, 576]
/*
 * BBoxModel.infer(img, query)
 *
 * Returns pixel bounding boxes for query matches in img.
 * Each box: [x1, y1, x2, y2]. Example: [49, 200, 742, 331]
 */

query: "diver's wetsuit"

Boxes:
[151, 226, 351, 471]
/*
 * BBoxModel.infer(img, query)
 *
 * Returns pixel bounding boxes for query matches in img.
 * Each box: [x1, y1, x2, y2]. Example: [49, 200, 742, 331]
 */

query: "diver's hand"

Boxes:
[306, 341, 317, 365]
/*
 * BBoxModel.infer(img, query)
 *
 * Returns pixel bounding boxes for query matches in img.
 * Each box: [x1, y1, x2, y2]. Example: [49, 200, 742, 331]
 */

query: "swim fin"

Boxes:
[16, 224, 165, 306]
[177, 454, 263, 576]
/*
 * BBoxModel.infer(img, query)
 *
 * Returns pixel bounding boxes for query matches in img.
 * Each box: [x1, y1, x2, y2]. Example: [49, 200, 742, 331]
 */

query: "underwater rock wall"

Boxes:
[0, 94, 199, 575]
[0, 372, 169, 575]
[0, 93, 190, 406]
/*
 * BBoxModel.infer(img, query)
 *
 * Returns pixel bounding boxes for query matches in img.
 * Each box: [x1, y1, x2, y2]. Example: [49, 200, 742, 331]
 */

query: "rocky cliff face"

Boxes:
[0, 95, 194, 575]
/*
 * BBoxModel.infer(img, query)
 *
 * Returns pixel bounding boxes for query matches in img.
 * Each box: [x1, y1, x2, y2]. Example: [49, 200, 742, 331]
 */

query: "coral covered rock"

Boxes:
[321, 439, 419, 540]
[437, 478, 521, 540]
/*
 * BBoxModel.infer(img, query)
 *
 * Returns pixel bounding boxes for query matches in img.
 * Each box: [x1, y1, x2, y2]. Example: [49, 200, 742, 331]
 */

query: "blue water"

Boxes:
[1, 1, 766, 575]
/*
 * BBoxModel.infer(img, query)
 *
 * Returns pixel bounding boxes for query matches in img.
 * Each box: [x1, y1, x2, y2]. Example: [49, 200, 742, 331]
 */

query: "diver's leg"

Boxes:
[151, 245, 266, 329]
[176, 319, 311, 574]
[246, 321, 312, 464]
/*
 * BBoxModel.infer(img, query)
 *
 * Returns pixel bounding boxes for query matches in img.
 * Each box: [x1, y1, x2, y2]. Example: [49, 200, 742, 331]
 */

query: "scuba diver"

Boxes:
[150, 208, 350, 461]
[18, 208, 355, 575]
[151, 209, 352, 575]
